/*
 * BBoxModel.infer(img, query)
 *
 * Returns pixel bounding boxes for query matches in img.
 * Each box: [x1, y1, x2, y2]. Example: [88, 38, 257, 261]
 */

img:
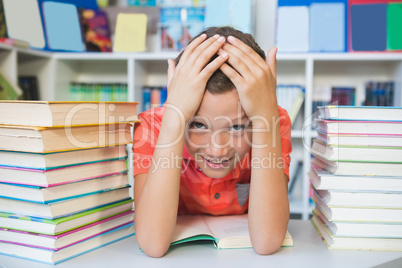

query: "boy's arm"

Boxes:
[134, 34, 228, 258]
[219, 38, 289, 255]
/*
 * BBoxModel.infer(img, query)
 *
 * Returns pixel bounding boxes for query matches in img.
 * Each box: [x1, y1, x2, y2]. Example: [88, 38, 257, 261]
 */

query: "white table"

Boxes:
[0, 220, 401, 268]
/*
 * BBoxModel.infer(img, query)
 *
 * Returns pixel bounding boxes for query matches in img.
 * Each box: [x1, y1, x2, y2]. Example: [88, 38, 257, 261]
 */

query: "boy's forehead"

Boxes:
[196, 90, 246, 119]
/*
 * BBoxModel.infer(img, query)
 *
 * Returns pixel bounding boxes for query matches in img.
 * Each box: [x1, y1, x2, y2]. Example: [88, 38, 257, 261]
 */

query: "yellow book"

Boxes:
[0, 101, 138, 127]
[113, 14, 147, 52]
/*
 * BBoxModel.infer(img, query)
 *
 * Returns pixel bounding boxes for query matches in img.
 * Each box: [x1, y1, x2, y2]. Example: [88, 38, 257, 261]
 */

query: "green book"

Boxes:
[387, 3, 402, 50]
[0, 70, 22, 100]
[0, 199, 133, 235]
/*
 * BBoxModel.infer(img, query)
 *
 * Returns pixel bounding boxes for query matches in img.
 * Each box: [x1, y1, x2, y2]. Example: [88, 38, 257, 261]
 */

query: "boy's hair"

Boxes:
[175, 27, 266, 94]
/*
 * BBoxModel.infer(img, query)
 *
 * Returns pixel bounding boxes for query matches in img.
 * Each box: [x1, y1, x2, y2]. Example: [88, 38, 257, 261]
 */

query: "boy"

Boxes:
[133, 27, 292, 257]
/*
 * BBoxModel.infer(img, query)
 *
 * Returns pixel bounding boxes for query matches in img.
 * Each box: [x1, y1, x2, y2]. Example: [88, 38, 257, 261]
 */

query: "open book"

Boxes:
[171, 214, 293, 249]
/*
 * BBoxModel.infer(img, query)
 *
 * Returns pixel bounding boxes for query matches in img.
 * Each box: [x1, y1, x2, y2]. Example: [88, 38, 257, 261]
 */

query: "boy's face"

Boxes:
[184, 89, 252, 178]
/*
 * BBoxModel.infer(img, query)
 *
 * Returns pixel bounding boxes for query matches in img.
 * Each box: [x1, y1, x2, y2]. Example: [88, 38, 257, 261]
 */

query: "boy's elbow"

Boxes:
[251, 234, 284, 255]
[138, 239, 170, 258]
[253, 242, 282, 255]
[136, 231, 170, 258]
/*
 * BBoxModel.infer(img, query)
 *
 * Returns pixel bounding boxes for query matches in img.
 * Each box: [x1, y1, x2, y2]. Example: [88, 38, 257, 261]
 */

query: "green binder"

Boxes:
[387, 3, 402, 50]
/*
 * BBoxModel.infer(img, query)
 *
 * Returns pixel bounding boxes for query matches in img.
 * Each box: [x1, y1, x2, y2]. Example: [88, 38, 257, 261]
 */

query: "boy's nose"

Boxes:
[206, 131, 231, 157]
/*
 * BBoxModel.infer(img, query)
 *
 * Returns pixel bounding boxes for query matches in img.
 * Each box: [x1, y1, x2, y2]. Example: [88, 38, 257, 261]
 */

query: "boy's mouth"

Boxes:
[202, 156, 232, 169]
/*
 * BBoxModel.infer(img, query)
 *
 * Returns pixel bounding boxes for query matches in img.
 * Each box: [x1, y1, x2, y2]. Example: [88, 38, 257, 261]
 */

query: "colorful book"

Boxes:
[0, 159, 128, 187]
[0, 123, 133, 153]
[18, 76, 40, 100]
[316, 130, 402, 147]
[312, 190, 402, 223]
[0, 101, 138, 127]
[79, 9, 112, 52]
[312, 185, 402, 209]
[0, 186, 131, 219]
[312, 154, 402, 177]
[0, 145, 128, 170]
[311, 139, 402, 163]
[0, 172, 128, 203]
[171, 214, 293, 249]
[316, 119, 402, 135]
[309, 165, 402, 192]
[313, 208, 402, 238]
[319, 106, 402, 121]
[0, 199, 133, 235]
[0, 222, 135, 265]
[0, 210, 134, 250]
[311, 214, 402, 251]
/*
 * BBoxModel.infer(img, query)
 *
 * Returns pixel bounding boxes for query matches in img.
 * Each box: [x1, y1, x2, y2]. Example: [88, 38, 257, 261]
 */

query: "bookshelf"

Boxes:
[0, 44, 401, 219]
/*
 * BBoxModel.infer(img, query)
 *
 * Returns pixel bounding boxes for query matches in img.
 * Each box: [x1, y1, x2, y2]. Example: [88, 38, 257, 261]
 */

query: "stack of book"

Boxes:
[310, 105, 402, 251]
[0, 101, 138, 264]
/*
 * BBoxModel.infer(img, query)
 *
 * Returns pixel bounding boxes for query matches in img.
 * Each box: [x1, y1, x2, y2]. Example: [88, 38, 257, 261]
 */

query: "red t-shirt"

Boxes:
[133, 105, 292, 215]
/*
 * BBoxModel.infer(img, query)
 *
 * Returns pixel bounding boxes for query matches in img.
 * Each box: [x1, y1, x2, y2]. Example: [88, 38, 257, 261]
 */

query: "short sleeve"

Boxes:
[132, 108, 163, 177]
[278, 106, 292, 180]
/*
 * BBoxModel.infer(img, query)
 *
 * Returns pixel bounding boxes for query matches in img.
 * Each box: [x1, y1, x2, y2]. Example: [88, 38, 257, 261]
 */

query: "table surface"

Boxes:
[0, 220, 401, 268]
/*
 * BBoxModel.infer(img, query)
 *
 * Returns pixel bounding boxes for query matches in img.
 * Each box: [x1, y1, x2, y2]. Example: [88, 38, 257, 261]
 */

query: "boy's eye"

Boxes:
[230, 125, 245, 131]
[191, 122, 206, 129]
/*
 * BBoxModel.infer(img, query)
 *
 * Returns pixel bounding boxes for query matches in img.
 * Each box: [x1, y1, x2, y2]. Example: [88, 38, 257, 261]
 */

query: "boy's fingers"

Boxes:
[266, 47, 278, 77]
[219, 63, 244, 90]
[199, 51, 228, 80]
[167, 59, 176, 87]
[218, 47, 252, 79]
[227, 36, 267, 69]
[190, 35, 224, 70]
[179, 33, 207, 64]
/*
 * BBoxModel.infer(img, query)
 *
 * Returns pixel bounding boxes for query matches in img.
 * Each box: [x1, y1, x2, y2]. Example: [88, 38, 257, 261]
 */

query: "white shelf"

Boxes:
[1, 40, 401, 221]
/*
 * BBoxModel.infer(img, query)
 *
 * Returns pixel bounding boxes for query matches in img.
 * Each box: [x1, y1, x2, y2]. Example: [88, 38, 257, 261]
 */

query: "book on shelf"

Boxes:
[312, 185, 402, 209]
[316, 119, 402, 135]
[69, 83, 128, 102]
[312, 154, 402, 177]
[0, 101, 138, 127]
[78, 8, 112, 52]
[364, 81, 394, 106]
[0, 68, 22, 100]
[18, 76, 40, 100]
[0, 37, 30, 48]
[142, 86, 167, 111]
[171, 214, 293, 249]
[319, 105, 402, 121]
[316, 130, 402, 147]
[0, 210, 134, 250]
[330, 87, 355, 106]
[309, 165, 402, 192]
[311, 214, 402, 251]
[0, 159, 128, 187]
[311, 139, 402, 163]
[0, 172, 128, 203]
[0, 123, 133, 153]
[311, 189, 402, 223]
[276, 85, 304, 125]
[313, 208, 402, 238]
[0, 145, 127, 170]
[0, 222, 135, 265]
[0, 199, 133, 235]
[0, 186, 131, 219]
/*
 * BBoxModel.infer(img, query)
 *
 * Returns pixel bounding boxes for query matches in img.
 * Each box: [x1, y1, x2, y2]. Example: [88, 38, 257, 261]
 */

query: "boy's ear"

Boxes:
[266, 47, 278, 78]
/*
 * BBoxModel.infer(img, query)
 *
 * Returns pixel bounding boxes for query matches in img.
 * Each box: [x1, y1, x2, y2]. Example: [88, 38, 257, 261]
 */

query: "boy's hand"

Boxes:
[166, 34, 228, 122]
[219, 36, 278, 125]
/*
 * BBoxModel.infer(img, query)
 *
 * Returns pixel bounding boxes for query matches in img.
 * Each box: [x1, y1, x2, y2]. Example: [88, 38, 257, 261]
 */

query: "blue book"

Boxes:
[0, 222, 135, 265]
[0, 172, 129, 204]
[310, 2, 346, 52]
[351, 4, 387, 51]
[0, 186, 131, 219]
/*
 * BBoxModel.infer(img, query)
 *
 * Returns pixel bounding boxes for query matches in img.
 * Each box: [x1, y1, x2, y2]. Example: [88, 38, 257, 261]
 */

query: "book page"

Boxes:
[171, 215, 214, 243]
[202, 214, 249, 240]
